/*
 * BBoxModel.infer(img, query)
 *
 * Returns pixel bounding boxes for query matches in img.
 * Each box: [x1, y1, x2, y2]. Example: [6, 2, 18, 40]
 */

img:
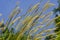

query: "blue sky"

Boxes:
[0, 0, 58, 22]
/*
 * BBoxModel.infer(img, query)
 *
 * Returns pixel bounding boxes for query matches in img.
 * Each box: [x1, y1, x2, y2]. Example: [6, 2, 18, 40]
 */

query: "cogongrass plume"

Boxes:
[0, 0, 58, 40]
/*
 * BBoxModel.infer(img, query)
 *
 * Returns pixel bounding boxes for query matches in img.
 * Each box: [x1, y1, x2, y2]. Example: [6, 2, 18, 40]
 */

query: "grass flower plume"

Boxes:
[0, 0, 58, 40]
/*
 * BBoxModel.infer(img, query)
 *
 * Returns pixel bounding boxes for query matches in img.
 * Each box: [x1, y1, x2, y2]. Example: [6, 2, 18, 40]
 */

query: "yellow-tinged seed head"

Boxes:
[42, 1, 55, 12]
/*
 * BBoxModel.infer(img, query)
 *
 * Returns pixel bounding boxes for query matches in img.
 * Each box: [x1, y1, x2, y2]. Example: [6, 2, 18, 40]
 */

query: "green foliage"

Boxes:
[54, 16, 60, 40]
[55, 33, 60, 40]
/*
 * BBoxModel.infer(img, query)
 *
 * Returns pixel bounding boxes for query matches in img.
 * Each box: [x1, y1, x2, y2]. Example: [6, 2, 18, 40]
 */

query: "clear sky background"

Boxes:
[0, 0, 58, 23]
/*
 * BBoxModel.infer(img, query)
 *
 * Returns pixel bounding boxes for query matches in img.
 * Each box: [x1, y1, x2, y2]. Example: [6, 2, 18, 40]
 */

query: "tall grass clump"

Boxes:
[0, 0, 57, 40]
